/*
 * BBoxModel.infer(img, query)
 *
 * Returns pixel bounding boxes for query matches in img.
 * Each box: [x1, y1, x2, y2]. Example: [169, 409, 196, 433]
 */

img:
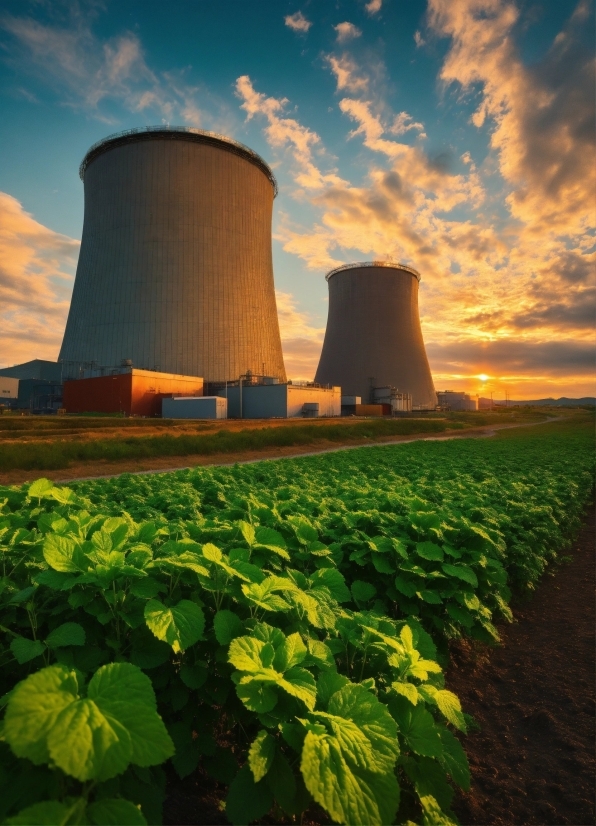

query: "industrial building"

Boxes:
[0, 362, 64, 413]
[314, 262, 437, 410]
[59, 126, 286, 385]
[217, 379, 340, 419]
[162, 396, 227, 420]
[437, 391, 478, 412]
[63, 367, 204, 417]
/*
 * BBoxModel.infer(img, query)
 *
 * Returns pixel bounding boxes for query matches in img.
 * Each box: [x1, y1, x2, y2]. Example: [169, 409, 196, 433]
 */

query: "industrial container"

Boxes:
[341, 395, 361, 405]
[63, 369, 203, 417]
[315, 261, 437, 409]
[354, 404, 384, 417]
[162, 396, 227, 419]
[59, 126, 286, 384]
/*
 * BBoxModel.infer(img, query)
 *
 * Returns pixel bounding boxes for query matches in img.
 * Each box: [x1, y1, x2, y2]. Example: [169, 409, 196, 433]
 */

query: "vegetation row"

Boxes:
[0, 414, 593, 825]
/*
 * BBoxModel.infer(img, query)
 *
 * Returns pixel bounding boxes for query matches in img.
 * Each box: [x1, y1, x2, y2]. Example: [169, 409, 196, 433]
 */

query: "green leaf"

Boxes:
[45, 622, 86, 649]
[442, 563, 478, 588]
[420, 794, 458, 826]
[5, 800, 83, 825]
[4, 663, 174, 783]
[294, 518, 318, 545]
[27, 478, 55, 499]
[4, 665, 79, 765]
[391, 682, 419, 705]
[229, 636, 266, 672]
[236, 679, 278, 713]
[254, 526, 290, 559]
[309, 568, 350, 602]
[144, 599, 205, 653]
[438, 728, 470, 791]
[301, 730, 400, 826]
[266, 750, 298, 816]
[278, 667, 317, 711]
[404, 756, 454, 813]
[433, 690, 467, 733]
[130, 579, 163, 599]
[213, 610, 243, 645]
[241, 580, 291, 612]
[273, 632, 307, 671]
[416, 542, 444, 562]
[446, 603, 475, 628]
[391, 701, 443, 758]
[87, 799, 147, 825]
[417, 589, 443, 604]
[248, 730, 276, 782]
[351, 580, 376, 603]
[43, 534, 86, 573]
[225, 764, 273, 826]
[239, 521, 256, 547]
[10, 637, 46, 665]
[394, 576, 417, 598]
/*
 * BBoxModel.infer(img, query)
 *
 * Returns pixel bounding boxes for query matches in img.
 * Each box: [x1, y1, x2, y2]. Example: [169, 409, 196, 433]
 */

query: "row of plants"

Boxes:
[0, 416, 593, 824]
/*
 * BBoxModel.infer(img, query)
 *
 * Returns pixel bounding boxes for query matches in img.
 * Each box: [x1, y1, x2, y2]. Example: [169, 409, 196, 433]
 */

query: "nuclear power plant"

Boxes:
[59, 126, 286, 384]
[314, 262, 437, 410]
[2, 126, 449, 418]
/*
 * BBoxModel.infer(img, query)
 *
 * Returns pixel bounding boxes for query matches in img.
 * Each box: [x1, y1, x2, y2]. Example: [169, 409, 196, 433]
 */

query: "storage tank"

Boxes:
[59, 126, 286, 384]
[314, 261, 437, 409]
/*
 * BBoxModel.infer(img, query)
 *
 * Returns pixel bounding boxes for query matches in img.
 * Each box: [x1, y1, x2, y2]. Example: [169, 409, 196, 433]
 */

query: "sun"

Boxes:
[478, 374, 489, 382]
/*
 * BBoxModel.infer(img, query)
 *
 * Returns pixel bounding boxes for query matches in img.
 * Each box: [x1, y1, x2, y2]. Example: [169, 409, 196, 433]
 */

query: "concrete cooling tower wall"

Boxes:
[314, 262, 437, 409]
[59, 127, 286, 383]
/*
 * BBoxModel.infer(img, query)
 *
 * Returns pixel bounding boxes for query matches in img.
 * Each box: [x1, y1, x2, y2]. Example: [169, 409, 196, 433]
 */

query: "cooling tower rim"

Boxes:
[79, 126, 278, 196]
[325, 261, 421, 282]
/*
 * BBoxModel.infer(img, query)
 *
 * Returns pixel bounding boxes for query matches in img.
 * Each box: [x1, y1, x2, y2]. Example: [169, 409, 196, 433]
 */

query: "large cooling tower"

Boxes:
[59, 127, 286, 383]
[314, 261, 437, 409]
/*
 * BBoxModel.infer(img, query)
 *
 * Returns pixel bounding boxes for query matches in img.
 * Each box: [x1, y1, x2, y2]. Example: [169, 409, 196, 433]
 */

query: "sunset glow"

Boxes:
[0, 0, 593, 399]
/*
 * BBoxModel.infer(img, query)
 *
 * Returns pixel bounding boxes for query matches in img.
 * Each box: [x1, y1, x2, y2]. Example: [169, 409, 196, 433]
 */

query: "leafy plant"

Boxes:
[0, 417, 593, 824]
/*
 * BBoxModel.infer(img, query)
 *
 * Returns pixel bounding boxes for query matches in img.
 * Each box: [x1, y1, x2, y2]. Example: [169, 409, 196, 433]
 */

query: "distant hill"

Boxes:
[479, 397, 595, 408]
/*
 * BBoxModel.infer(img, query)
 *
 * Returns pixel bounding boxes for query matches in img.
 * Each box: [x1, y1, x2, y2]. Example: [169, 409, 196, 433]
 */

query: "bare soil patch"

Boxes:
[447, 503, 595, 826]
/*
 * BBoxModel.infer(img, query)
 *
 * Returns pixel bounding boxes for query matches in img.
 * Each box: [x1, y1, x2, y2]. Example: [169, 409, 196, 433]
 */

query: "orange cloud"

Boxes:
[0, 192, 78, 368]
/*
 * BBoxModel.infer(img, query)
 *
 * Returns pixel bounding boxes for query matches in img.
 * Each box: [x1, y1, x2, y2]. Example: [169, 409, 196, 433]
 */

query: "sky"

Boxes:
[0, 0, 594, 400]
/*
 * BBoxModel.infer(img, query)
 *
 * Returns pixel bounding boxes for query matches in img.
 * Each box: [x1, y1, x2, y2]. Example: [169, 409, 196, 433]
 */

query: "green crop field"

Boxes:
[0, 413, 593, 825]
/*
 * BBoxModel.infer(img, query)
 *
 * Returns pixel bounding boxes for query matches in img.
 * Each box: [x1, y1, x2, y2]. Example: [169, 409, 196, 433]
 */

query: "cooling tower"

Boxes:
[59, 126, 286, 383]
[314, 261, 437, 409]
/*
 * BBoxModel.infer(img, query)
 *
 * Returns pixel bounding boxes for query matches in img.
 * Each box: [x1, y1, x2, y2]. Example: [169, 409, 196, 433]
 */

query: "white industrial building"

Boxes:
[217, 382, 341, 419]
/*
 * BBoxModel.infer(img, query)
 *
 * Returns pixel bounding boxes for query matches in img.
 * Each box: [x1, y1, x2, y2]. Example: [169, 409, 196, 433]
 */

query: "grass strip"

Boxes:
[0, 417, 463, 471]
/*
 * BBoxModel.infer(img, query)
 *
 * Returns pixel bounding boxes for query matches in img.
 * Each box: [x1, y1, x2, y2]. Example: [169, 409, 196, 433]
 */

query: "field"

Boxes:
[0, 411, 593, 825]
[0, 406, 547, 483]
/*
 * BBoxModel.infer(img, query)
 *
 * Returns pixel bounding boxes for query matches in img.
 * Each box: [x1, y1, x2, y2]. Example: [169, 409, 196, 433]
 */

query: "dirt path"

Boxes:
[447, 503, 595, 826]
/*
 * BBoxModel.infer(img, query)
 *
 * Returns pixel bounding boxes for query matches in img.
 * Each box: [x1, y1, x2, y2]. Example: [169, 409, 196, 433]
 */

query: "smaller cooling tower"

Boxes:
[314, 261, 437, 409]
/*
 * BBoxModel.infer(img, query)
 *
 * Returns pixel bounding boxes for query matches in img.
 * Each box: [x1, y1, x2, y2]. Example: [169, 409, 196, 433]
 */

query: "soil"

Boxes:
[162, 504, 595, 826]
[447, 502, 595, 826]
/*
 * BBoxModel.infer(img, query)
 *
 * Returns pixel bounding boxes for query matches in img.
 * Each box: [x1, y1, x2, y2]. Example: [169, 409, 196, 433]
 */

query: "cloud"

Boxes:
[365, 0, 383, 16]
[326, 54, 369, 93]
[427, 0, 596, 240]
[284, 11, 312, 33]
[414, 30, 426, 47]
[390, 111, 425, 136]
[0, 192, 78, 367]
[0, 11, 227, 127]
[276, 291, 324, 380]
[334, 22, 362, 43]
[235, 75, 345, 190]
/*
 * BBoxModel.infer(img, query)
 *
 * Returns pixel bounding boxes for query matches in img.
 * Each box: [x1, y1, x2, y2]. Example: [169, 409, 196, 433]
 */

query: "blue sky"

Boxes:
[0, 0, 594, 397]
